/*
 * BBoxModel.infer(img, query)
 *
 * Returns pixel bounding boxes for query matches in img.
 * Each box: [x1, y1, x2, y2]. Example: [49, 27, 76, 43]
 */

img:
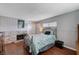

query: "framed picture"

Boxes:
[18, 20, 25, 28]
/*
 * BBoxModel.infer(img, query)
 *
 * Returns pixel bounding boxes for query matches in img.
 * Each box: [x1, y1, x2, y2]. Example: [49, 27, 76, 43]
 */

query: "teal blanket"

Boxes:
[30, 34, 56, 55]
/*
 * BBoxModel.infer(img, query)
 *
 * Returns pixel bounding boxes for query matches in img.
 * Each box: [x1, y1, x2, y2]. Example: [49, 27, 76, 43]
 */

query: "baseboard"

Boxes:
[64, 45, 76, 51]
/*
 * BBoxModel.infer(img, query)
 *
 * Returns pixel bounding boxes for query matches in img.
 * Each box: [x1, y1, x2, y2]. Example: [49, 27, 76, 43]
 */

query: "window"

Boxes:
[43, 22, 57, 27]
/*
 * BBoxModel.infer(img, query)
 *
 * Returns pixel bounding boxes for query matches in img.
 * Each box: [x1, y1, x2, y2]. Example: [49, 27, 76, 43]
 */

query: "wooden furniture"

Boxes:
[55, 40, 64, 48]
[77, 24, 79, 55]
[0, 32, 4, 55]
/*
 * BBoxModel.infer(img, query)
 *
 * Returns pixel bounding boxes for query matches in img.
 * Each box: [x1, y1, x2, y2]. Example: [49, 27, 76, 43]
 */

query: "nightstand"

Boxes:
[55, 40, 64, 48]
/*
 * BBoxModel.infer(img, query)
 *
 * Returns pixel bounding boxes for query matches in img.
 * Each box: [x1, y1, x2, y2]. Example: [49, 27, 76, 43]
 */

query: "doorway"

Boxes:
[77, 24, 79, 55]
[0, 32, 4, 55]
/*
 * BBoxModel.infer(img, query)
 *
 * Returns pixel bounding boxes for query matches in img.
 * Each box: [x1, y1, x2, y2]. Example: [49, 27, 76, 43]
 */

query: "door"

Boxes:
[0, 33, 4, 54]
[78, 25, 79, 41]
[77, 25, 79, 55]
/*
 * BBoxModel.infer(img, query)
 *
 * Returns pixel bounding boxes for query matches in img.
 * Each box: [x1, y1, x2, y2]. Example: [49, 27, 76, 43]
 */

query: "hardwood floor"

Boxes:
[39, 47, 76, 55]
[3, 41, 76, 55]
[4, 41, 26, 55]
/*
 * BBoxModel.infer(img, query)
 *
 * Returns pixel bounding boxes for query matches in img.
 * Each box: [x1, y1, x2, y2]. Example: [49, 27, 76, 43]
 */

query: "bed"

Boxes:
[24, 32, 56, 55]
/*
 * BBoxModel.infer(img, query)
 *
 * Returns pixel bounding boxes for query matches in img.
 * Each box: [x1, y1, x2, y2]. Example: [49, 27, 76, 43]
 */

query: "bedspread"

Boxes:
[30, 34, 56, 55]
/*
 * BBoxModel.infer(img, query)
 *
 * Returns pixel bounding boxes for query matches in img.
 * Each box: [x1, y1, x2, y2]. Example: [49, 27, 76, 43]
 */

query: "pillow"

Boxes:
[44, 31, 51, 35]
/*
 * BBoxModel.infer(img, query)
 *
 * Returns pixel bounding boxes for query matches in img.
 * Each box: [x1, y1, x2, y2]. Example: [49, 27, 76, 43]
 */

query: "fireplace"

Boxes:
[17, 34, 26, 40]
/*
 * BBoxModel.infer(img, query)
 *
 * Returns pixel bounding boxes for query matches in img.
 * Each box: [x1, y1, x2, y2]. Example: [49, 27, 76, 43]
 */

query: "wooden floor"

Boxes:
[4, 41, 26, 55]
[3, 41, 76, 55]
[39, 47, 76, 55]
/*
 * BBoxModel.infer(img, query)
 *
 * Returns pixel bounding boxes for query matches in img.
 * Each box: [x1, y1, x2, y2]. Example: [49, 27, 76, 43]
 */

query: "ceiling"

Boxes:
[0, 3, 79, 22]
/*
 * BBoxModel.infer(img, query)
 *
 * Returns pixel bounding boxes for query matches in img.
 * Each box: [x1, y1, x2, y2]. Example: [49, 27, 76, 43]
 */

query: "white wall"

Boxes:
[0, 16, 17, 31]
[0, 16, 26, 31]
[57, 13, 78, 49]
[37, 10, 79, 49]
[0, 16, 36, 33]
